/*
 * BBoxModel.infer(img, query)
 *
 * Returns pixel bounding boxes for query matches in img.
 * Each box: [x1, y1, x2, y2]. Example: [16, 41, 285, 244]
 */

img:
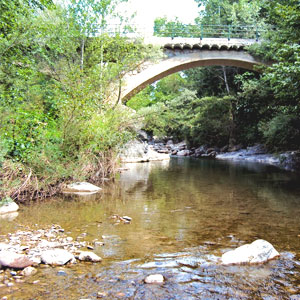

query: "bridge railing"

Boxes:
[153, 24, 265, 41]
[93, 24, 267, 41]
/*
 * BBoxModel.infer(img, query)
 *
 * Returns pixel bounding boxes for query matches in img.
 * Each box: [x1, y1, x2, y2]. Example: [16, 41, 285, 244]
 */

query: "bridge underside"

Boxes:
[122, 49, 262, 101]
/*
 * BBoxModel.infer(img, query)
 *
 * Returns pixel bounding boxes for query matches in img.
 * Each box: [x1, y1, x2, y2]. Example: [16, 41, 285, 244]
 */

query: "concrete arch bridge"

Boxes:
[121, 36, 264, 101]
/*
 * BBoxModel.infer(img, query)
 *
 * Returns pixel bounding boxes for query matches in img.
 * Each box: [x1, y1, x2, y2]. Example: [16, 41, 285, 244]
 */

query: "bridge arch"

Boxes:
[121, 39, 264, 101]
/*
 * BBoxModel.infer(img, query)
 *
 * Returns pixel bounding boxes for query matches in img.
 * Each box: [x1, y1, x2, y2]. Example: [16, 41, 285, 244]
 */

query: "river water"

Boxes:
[1, 158, 300, 299]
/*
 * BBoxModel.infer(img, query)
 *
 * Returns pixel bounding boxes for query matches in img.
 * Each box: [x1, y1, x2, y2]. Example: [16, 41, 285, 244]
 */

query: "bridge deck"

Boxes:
[143, 37, 257, 48]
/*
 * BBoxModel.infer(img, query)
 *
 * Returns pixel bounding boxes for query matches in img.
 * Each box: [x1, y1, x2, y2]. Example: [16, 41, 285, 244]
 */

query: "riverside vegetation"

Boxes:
[1, 0, 300, 203]
[0, 0, 160, 202]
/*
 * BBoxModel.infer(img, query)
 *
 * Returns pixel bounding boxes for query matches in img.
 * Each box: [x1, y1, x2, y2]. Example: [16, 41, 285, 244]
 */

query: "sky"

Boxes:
[117, 0, 200, 33]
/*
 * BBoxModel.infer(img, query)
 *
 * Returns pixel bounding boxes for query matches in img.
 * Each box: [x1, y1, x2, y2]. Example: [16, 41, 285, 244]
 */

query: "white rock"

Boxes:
[120, 140, 170, 163]
[62, 182, 102, 195]
[0, 243, 10, 251]
[78, 251, 102, 262]
[41, 249, 75, 265]
[20, 266, 37, 276]
[0, 251, 33, 269]
[222, 239, 280, 265]
[0, 202, 19, 215]
[144, 274, 165, 284]
[29, 255, 42, 265]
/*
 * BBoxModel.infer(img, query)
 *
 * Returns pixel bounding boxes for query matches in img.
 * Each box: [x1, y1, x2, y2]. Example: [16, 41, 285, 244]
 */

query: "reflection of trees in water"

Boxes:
[120, 158, 300, 250]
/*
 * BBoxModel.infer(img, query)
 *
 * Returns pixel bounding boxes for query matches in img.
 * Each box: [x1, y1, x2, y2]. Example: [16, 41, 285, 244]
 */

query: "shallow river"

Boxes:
[1, 158, 300, 299]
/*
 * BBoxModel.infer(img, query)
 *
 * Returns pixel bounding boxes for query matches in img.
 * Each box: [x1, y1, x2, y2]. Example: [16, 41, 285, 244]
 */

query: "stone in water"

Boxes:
[222, 239, 279, 265]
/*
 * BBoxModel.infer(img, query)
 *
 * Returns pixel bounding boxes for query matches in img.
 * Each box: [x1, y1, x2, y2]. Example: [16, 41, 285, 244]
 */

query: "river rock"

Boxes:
[177, 150, 190, 156]
[137, 130, 148, 141]
[144, 274, 165, 284]
[194, 146, 207, 157]
[20, 266, 37, 276]
[120, 140, 170, 163]
[0, 202, 19, 215]
[62, 182, 102, 195]
[78, 251, 102, 262]
[0, 251, 34, 269]
[41, 249, 75, 265]
[222, 239, 279, 265]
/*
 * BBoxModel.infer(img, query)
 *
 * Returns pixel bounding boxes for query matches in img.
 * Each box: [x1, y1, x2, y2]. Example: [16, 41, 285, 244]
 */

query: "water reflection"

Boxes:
[1, 157, 300, 299]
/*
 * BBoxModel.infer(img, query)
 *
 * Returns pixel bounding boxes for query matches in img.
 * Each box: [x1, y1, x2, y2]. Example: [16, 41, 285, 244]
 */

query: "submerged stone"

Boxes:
[0, 202, 19, 215]
[222, 239, 280, 265]
[62, 182, 102, 195]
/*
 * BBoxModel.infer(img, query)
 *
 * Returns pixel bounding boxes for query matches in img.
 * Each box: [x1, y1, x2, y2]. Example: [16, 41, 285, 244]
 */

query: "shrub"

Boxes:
[259, 113, 300, 151]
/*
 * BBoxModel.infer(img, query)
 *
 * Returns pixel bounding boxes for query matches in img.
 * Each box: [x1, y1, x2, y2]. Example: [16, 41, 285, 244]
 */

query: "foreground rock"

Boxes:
[0, 201, 19, 215]
[20, 266, 37, 276]
[41, 249, 75, 265]
[78, 251, 102, 262]
[222, 239, 279, 265]
[144, 274, 165, 284]
[0, 251, 33, 269]
[62, 182, 102, 195]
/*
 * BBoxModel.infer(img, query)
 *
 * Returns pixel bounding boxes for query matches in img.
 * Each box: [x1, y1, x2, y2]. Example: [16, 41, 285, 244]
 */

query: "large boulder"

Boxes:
[41, 249, 75, 265]
[194, 146, 207, 158]
[0, 251, 34, 269]
[119, 140, 149, 163]
[0, 201, 19, 215]
[173, 141, 187, 151]
[120, 140, 170, 163]
[222, 239, 279, 265]
[177, 150, 190, 156]
[62, 182, 102, 195]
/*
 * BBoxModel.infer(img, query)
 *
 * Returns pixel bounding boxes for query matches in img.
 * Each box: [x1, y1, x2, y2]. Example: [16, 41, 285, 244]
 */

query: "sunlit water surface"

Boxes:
[1, 158, 300, 299]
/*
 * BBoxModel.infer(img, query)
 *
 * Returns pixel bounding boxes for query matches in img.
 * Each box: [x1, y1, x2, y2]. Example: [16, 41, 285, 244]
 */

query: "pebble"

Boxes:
[97, 292, 108, 298]
[144, 274, 165, 284]
[20, 267, 37, 277]
[0, 224, 105, 287]
[94, 242, 105, 246]
[57, 270, 67, 276]
[6, 282, 14, 287]
[32, 280, 40, 284]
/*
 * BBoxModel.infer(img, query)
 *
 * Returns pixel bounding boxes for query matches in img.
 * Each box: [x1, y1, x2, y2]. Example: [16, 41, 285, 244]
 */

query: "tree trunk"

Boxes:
[80, 38, 85, 71]
[222, 66, 230, 94]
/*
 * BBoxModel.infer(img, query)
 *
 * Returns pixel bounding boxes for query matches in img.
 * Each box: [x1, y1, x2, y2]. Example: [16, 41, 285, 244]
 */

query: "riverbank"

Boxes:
[145, 138, 300, 172]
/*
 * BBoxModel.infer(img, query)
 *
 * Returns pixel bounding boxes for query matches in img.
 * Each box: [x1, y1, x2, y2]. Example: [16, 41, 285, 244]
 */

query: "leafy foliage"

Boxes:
[0, 0, 158, 200]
